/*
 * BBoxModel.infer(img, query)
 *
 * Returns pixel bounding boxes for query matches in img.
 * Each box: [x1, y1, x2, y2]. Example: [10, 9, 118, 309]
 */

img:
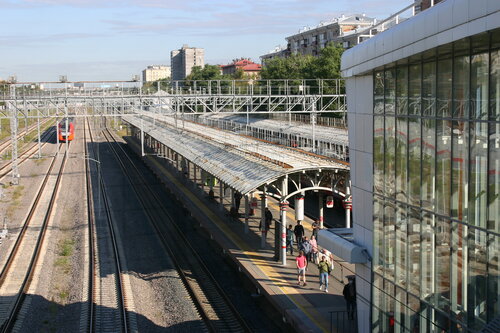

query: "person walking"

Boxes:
[260, 207, 273, 239]
[318, 255, 331, 292]
[296, 250, 307, 286]
[301, 236, 312, 263]
[286, 224, 294, 255]
[310, 235, 319, 263]
[293, 220, 305, 248]
[343, 276, 357, 319]
[311, 219, 320, 238]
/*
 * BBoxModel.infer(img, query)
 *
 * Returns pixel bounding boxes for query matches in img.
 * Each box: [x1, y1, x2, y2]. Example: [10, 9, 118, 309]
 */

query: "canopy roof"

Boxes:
[123, 113, 349, 195]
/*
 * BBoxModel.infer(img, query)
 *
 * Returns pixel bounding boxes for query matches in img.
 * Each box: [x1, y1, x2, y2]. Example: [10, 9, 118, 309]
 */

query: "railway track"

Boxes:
[0, 141, 68, 332]
[0, 129, 56, 180]
[103, 127, 250, 333]
[85, 120, 133, 333]
[0, 119, 53, 157]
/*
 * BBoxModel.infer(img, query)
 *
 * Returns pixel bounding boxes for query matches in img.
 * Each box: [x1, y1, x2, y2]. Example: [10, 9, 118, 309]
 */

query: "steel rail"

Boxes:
[86, 121, 129, 333]
[83, 119, 95, 332]
[103, 127, 251, 333]
[0, 142, 69, 332]
[0, 129, 55, 180]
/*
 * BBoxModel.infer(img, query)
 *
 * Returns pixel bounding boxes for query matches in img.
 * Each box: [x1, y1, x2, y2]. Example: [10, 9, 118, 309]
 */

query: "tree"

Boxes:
[311, 42, 344, 79]
[142, 78, 171, 94]
[260, 55, 315, 80]
[260, 42, 344, 80]
[185, 65, 228, 82]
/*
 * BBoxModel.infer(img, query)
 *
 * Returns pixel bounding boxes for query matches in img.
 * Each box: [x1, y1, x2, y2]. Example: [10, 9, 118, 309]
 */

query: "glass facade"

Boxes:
[372, 29, 500, 332]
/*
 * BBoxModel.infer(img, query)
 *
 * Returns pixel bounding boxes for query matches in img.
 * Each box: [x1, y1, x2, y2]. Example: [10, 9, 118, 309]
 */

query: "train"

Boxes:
[58, 118, 75, 142]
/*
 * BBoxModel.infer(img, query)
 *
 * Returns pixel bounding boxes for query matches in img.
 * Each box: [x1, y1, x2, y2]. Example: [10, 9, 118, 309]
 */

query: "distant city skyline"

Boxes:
[0, 0, 411, 82]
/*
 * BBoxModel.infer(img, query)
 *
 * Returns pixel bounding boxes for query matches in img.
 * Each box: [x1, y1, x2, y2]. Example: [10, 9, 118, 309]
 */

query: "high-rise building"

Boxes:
[341, 0, 500, 331]
[142, 65, 171, 82]
[170, 44, 205, 81]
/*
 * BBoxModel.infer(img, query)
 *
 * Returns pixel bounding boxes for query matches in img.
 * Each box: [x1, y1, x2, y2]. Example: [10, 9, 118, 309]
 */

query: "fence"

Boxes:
[330, 310, 358, 333]
[269, 113, 347, 129]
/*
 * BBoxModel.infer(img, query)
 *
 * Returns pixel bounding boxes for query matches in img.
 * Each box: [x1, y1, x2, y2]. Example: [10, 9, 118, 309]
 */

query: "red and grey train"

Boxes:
[58, 118, 75, 142]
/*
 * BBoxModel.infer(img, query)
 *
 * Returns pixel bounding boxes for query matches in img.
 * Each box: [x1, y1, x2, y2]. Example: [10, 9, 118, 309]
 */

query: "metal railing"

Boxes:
[330, 310, 358, 333]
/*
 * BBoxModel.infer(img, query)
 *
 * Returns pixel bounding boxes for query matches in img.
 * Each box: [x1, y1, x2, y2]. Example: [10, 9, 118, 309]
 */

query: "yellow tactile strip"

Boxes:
[126, 138, 329, 332]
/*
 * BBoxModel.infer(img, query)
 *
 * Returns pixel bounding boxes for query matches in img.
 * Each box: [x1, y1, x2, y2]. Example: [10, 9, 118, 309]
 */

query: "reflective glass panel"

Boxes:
[421, 212, 435, 300]
[385, 68, 396, 115]
[421, 118, 436, 210]
[384, 202, 396, 281]
[395, 287, 407, 331]
[408, 207, 420, 296]
[435, 217, 451, 310]
[374, 195, 384, 275]
[451, 121, 469, 221]
[487, 233, 500, 323]
[469, 122, 488, 229]
[374, 116, 385, 195]
[467, 228, 487, 330]
[397, 66, 408, 115]
[489, 123, 500, 232]
[436, 119, 451, 215]
[471, 53, 489, 120]
[374, 71, 385, 114]
[437, 58, 452, 118]
[372, 273, 384, 333]
[453, 55, 470, 119]
[385, 116, 396, 199]
[395, 203, 407, 287]
[408, 117, 421, 206]
[450, 222, 466, 320]
[422, 61, 436, 116]
[491, 49, 500, 121]
[396, 117, 408, 202]
[409, 64, 421, 116]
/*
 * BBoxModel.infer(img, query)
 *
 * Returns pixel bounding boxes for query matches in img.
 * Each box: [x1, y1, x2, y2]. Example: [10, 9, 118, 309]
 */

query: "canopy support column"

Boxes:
[319, 191, 324, 229]
[219, 180, 224, 210]
[280, 175, 289, 266]
[244, 194, 249, 234]
[260, 185, 267, 249]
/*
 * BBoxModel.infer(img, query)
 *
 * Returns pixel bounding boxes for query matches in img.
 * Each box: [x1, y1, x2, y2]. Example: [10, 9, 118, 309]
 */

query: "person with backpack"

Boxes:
[309, 235, 319, 263]
[318, 255, 332, 292]
[343, 276, 357, 319]
[286, 224, 294, 255]
[300, 236, 312, 263]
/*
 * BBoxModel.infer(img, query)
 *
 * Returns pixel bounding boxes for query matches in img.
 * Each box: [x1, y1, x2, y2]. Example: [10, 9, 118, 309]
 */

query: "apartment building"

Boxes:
[341, 0, 500, 331]
[142, 65, 171, 82]
[170, 45, 205, 81]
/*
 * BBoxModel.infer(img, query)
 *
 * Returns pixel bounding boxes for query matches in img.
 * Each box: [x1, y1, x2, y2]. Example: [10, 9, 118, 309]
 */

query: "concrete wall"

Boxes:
[346, 74, 373, 333]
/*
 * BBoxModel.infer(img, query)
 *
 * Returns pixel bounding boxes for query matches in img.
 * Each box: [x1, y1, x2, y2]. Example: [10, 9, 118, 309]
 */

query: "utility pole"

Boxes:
[9, 85, 19, 185]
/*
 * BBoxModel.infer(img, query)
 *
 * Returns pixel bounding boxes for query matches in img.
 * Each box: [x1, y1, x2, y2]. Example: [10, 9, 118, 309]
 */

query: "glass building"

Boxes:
[372, 29, 499, 332]
[342, 1, 500, 332]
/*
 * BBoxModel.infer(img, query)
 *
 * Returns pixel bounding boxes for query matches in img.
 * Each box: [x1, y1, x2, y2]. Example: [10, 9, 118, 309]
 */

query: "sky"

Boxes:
[0, 0, 411, 82]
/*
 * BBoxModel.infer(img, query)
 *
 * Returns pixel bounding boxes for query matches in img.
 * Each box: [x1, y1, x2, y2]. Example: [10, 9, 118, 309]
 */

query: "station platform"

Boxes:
[125, 136, 357, 333]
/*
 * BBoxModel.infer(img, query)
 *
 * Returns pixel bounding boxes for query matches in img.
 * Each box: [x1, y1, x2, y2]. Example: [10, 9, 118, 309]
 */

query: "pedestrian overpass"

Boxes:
[0, 78, 361, 265]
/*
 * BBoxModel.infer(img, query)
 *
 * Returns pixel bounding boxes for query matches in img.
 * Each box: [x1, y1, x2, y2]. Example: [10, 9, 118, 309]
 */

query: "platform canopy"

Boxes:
[122, 113, 349, 195]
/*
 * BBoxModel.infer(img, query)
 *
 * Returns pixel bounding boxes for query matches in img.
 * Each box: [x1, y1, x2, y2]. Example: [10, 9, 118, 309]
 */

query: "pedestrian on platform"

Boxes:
[343, 276, 357, 320]
[296, 250, 307, 286]
[294, 220, 305, 247]
[260, 208, 273, 238]
[311, 219, 320, 238]
[234, 191, 242, 211]
[286, 224, 294, 255]
[310, 235, 318, 263]
[318, 255, 332, 292]
[300, 236, 312, 263]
